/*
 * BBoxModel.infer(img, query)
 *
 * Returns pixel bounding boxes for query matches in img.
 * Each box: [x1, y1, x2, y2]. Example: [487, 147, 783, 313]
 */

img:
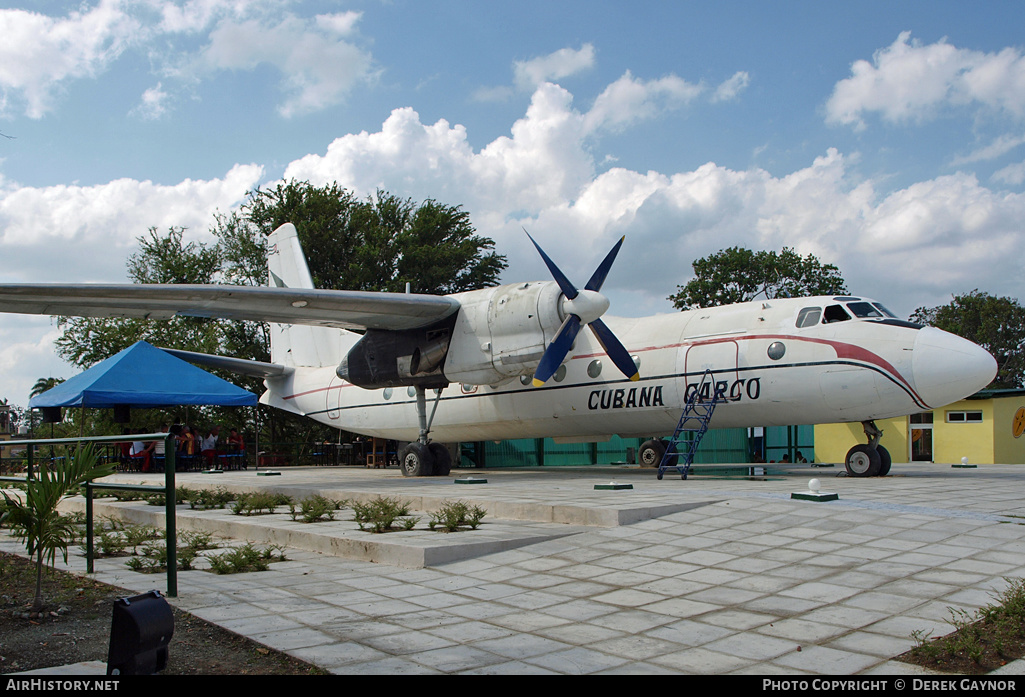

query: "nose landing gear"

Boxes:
[844, 420, 891, 477]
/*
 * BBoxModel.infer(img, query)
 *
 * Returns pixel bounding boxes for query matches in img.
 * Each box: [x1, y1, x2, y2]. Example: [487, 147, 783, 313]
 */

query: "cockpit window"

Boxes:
[796, 307, 821, 328]
[823, 304, 851, 323]
[846, 302, 885, 319]
[871, 303, 897, 318]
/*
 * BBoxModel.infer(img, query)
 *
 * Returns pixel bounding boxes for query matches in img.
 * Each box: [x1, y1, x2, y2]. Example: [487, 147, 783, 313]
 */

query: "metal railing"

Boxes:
[0, 432, 178, 597]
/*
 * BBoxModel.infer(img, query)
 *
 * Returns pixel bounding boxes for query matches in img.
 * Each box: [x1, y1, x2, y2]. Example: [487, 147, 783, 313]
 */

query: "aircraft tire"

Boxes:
[876, 445, 892, 477]
[639, 439, 666, 468]
[845, 444, 881, 477]
[399, 442, 435, 477]
[428, 443, 451, 476]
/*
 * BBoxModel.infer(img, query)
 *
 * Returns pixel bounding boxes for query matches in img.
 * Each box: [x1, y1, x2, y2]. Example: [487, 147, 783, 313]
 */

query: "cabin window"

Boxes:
[519, 375, 531, 386]
[407, 386, 417, 398]
[847, 302, 885, 319]
[871, 303, 897, 318]
[822, 305, 851, 323]
[796, 307, 821, 328]
[554, 364, 567, 382]
[382, 388, 393, 400]
[587, 360, 602, 378]
[946, 410, 983, 423]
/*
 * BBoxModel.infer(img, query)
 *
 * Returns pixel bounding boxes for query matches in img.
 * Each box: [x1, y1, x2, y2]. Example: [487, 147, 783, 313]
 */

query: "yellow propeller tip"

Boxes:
[630, 373, 640, 381]
[532, 378, 546, 387]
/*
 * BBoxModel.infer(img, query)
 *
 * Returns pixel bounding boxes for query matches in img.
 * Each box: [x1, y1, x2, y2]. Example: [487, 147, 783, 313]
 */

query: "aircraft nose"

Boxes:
[911, 327, 997, 408]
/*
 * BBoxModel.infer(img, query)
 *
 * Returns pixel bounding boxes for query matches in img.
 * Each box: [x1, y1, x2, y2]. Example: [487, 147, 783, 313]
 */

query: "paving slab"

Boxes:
[7, 461, 1025, 675]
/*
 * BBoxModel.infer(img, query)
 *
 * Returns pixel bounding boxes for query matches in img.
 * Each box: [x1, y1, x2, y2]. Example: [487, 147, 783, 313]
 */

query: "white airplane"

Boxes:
[0, 224, 997, 478]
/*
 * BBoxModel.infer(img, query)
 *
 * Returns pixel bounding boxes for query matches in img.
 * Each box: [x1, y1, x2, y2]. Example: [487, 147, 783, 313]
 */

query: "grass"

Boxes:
[900, 577, 1025, 674]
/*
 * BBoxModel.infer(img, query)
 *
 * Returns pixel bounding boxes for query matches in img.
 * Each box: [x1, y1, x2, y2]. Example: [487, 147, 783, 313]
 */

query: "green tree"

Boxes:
[55, 226, 224, 369]
[910, 290, 1025, 389]
[669, 246, 848, 310]
[243, 181, 507, 293]
[2, 443, 115, 611]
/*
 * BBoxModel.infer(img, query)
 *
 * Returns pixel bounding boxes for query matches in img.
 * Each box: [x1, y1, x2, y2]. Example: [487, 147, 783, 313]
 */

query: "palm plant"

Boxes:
[2, 443, 115, 611]
[29, 377, 64, 399]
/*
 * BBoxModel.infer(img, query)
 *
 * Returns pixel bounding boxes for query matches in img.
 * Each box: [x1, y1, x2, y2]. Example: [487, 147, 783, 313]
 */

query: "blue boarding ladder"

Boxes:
[657, 369, 721, 480]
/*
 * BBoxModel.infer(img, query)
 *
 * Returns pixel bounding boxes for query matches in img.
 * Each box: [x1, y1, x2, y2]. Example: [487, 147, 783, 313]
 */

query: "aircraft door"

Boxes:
[326, 374, 343, 421]
[683, 339, 740, 403]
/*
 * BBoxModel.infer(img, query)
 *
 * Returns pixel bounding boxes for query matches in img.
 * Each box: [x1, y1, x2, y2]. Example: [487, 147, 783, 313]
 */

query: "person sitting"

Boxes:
[224, 427, 245, 469]
[201, 426, 220, 468]
[129, 429, 155, 472]
[227, 428, 244, 452]
[176, 425, 197, 469]
[151, 424, 169, 471]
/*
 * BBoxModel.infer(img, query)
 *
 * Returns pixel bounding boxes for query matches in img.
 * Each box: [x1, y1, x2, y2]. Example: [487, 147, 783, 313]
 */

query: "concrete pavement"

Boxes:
[5, 461, 1025, 675]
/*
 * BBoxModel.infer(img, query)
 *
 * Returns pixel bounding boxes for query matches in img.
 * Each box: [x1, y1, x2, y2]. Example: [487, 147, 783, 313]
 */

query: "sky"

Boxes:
[1, 0, 1024, 407]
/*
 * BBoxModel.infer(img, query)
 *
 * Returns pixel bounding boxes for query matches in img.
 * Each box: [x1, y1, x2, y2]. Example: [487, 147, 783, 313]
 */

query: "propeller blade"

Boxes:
[532, 315, 582, 386]
[584, 236, 625, 292]
[588, 318, 640, 381]
[525, 230, 578, 300]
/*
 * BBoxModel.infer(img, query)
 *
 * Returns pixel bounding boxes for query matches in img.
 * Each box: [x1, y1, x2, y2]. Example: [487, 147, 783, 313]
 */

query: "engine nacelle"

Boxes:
[337, 319, 454, 389]
[443, 281, 565, 385]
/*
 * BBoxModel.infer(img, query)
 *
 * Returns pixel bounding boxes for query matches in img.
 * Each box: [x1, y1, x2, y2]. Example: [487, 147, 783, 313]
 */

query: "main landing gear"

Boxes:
[398, 386, 452, 477]
[844, 420, 891, 477]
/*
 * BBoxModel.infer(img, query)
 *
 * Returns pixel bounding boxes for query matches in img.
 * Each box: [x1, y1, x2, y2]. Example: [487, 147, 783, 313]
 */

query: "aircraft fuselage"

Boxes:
[268, 294, 996, 443]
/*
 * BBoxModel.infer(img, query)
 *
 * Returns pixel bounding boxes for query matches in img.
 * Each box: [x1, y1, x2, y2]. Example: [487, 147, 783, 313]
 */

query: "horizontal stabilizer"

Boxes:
[159, 347, 293, 379]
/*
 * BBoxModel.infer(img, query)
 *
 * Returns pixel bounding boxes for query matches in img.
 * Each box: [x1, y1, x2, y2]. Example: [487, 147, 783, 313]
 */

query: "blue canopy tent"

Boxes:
[29, 341, 258, 470]
[29, 341, 257, 410]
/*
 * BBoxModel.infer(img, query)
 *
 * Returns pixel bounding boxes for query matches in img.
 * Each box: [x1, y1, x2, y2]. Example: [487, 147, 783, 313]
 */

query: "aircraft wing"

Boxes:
[0, 284, 460, 331]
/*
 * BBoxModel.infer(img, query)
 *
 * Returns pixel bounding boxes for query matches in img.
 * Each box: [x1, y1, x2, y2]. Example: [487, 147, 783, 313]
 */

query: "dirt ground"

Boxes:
[0, 552, 324, 675]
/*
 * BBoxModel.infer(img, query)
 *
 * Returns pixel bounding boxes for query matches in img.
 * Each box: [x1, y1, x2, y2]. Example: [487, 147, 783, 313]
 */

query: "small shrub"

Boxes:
[123, 525, 161, 554]
[91, 531, 128, 557]
[231, 491, 291, 516]
[111, 490, 147, 502]
[351, 497, 415, 533]
[188, 487, 233, 510]
[428, 501, 487, 532]
[180, 530, 217, 551]
[206, 543, 286, 574]
[288, 495, 342, 523]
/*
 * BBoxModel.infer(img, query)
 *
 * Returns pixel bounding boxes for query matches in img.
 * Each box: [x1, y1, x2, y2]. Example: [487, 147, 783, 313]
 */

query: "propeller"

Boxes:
[525, 231, 640, 387]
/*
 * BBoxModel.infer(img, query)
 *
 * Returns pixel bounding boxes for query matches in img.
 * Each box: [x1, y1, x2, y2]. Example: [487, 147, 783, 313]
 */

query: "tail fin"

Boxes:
[267, 223, 359, 368]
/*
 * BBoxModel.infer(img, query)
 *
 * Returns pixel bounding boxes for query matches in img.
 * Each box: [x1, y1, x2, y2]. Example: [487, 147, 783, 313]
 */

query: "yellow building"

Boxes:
[815, 389, 1025, 465]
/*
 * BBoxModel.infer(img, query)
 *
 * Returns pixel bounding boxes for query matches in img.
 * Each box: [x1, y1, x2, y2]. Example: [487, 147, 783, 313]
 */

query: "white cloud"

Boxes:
[513, 44, 595, 90]
[0, 163, 264, 283]
[583, 71, 704, 133]
[993, 161, 1025, 186]
[196, 12, 375, 117]
[0, 0, 141, 118]
[827, 32, 1025, 130]
[950, 133, 1025, 166]
[0, 3, 374, 119]
[712, 71, 750, 102]
[284, 80, 1025, 316]
[3, 74, 1025, 402]
[315, 11, 361, 36]
[0, 320, 70, 407]
[131, 82, 170, 120]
